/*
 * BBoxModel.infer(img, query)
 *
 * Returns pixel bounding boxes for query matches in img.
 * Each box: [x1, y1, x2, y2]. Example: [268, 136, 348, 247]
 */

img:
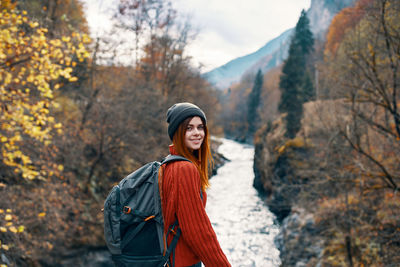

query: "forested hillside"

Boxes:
[252, 0, 400, 265]
[0, 0, 220, 265]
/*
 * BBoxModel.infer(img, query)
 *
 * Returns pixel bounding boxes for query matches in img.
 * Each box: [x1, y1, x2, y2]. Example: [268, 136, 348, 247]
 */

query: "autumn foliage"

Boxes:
[0, 0, 219, 266]
[0, 1, 92, 265]
[319, 1, 400, 263]
[254, 0, 400, 265]
[0, 3, 90, 180]
[325, 0, 374, 55]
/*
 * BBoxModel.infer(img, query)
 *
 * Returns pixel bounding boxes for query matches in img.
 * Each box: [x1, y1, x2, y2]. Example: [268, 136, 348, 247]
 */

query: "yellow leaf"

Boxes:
[6, 209, 11, 213]
[82, 34, 91, 43]
[62, 36, 70, 42]
[0, 210, 3, 213]
[277, 145, 286, 154]
[0, 227, 7, 232]
[29, 22, 39, 28]
[68, 76, 78, 82]
[0, 137, 7, 142]
[58, 165, 64, 171]
[38, 212, 46, 217]
[2, 244, 9, 250]
[5, 214, 12, 221]
[18, 226, 25, 232]
[44, 140, 52, 146]
[9, 226, 17, 233]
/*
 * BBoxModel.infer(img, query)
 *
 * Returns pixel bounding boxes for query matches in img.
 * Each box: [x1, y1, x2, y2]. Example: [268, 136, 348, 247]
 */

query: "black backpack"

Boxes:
[103, 155, 189, 267]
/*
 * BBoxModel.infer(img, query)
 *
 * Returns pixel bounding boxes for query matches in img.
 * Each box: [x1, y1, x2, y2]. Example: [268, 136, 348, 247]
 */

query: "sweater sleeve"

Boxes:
[175, 162, 231, 267]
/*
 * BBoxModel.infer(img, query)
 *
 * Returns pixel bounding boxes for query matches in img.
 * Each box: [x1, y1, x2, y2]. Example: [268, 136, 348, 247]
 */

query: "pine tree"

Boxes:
[301, 71, 315, 102]
[279, 10, 314, 138]
[247, 69, 263, 143]
[294, 10, 314, 55]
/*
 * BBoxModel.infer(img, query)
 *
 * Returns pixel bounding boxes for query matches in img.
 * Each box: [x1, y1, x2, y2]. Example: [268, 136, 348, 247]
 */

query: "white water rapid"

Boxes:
[206, 138, 281, 267]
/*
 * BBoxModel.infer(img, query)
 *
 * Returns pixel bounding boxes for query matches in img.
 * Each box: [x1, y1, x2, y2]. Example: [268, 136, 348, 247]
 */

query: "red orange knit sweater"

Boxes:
[160, 146, 230, 267]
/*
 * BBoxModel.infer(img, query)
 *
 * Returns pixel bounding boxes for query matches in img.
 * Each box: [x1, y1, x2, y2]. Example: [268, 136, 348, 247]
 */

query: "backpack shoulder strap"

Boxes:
[161, 154, 191, 165]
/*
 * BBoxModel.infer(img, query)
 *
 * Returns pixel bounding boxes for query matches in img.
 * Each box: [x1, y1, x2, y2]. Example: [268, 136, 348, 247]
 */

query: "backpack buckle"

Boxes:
[123, 206, 132, 214]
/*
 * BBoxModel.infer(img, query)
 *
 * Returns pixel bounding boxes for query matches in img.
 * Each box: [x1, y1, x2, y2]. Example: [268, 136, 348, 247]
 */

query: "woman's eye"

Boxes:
[187, 125, 204, 131]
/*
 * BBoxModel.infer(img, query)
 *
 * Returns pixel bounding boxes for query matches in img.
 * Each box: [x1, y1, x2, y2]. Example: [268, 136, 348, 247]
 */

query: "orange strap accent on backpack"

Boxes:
[144, 215, 155, 221]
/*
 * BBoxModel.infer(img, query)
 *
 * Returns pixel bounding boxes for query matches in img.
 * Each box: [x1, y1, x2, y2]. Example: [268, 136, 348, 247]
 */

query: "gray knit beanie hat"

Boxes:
[166, 102, 207, 140]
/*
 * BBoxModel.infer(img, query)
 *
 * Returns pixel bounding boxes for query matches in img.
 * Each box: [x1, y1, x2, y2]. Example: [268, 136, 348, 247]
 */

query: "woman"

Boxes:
[159, 102, 231, 267]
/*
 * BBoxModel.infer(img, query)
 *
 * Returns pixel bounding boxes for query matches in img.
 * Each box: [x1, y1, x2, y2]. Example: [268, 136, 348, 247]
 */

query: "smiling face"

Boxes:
[184, 116, 205, 151]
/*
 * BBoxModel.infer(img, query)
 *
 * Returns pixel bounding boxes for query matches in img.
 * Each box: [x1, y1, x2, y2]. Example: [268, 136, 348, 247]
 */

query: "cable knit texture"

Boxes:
[160, 146, 231, 267]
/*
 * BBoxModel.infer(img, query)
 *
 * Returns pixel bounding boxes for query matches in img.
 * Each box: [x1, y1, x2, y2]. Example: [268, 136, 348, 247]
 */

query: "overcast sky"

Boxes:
[82, 0, 311, 72]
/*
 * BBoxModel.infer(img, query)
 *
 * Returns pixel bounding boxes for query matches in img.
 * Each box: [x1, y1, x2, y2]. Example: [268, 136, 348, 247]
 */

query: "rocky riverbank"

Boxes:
[253, 100, 400, 266]
[253, 102, 335, 266]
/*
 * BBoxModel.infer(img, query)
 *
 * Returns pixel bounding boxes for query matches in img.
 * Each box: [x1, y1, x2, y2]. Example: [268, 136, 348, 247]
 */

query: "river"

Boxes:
[206, 138, 280, 266]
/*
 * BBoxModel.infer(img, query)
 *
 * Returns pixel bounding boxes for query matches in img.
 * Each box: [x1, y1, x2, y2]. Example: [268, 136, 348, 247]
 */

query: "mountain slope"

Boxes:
[203, 29, 293, 89]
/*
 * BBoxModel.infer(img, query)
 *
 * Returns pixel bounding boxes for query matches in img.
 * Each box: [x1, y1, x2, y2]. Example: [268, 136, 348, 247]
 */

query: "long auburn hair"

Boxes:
[172, 116, 213, 191]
